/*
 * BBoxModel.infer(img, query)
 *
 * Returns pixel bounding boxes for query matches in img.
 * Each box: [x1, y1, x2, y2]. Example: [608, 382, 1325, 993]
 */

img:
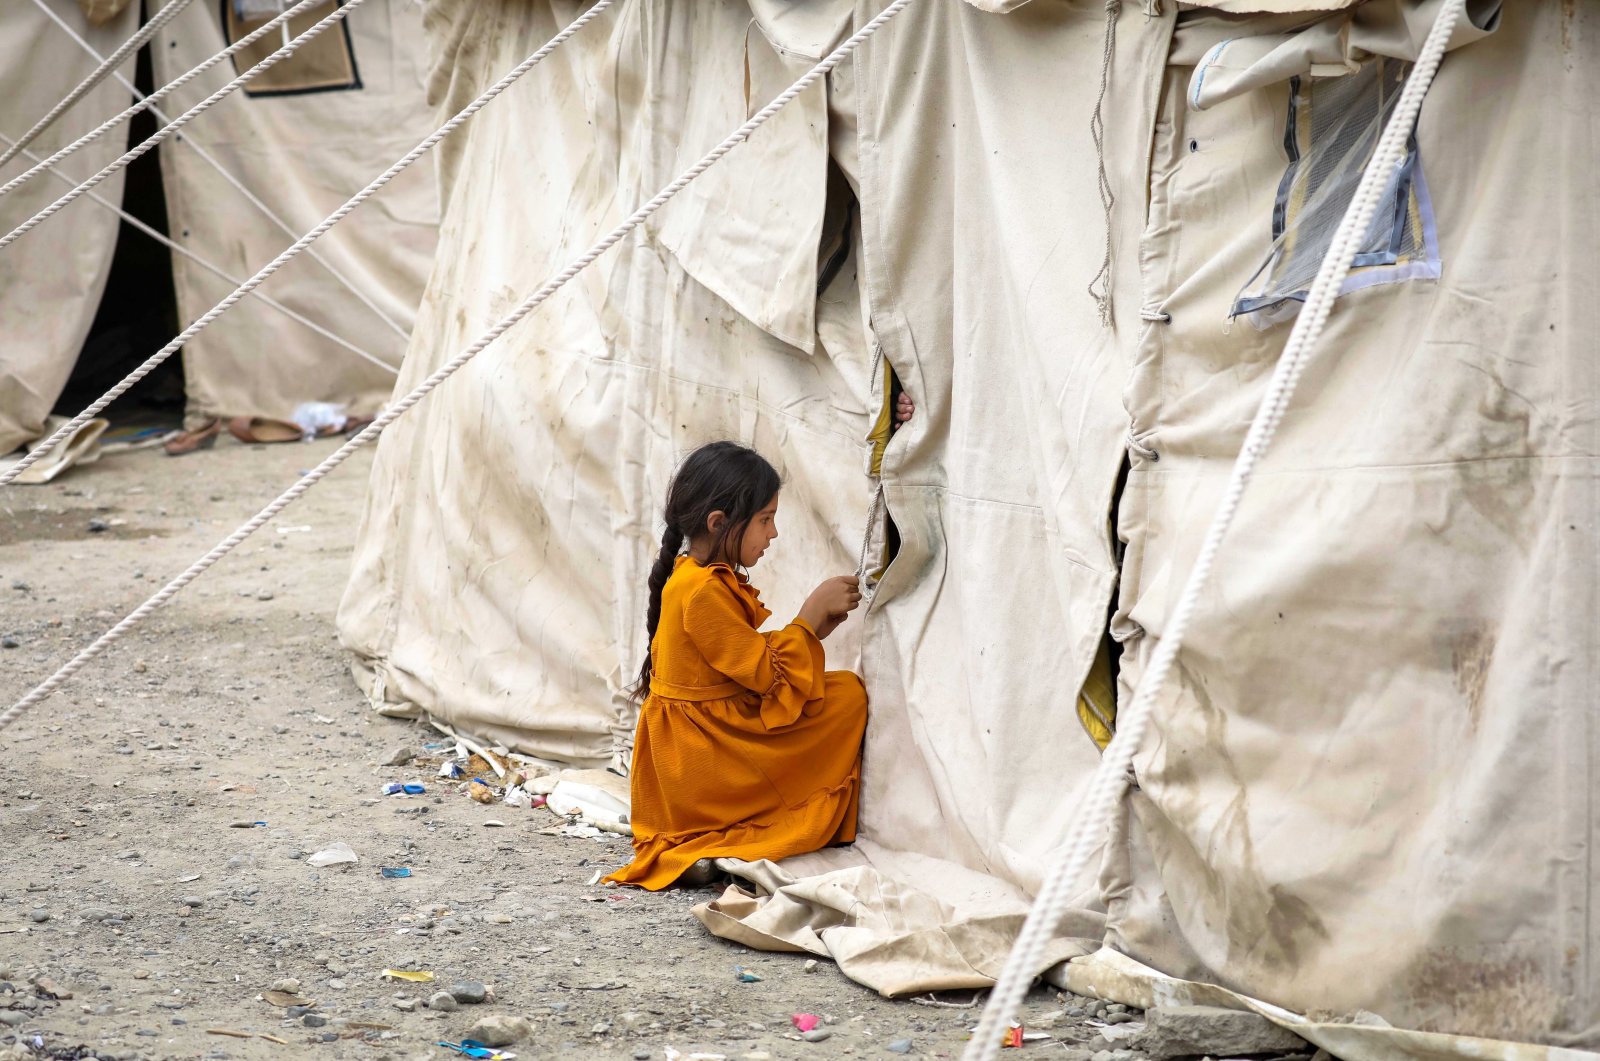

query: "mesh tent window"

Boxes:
[223, 0, 360, 97]
[1233, 58, 1440, 323]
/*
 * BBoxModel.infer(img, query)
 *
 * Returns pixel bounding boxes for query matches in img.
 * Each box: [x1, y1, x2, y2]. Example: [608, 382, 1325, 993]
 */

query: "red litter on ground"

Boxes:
[791, 1014, 820, 1033]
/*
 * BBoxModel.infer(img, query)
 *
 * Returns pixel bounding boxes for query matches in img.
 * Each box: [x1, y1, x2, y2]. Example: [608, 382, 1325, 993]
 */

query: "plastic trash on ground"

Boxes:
[547, 778, 629, 831]
[290, 401, 350, 440]
[306, 843, 358, 868]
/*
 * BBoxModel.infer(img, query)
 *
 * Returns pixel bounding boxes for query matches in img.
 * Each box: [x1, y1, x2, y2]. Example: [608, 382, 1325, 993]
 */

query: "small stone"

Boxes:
[88, 519, 109, 533]
[302, 1013, 328, 1028]
[801, 1029, 832, 1043]
[320, 1032, 338, 1042]
[634, 1053, 652, 1060]
[28, 910, 48, 923]
[256, 591, 274, 601]
[1132, 1006, 1308, 1060]
[0, 637, 18, 650]
[467, 1015, 535, 1048]
[450, 980, 490, 1004]
[270, 978, 300, 993]
[182, 896, 204, 909]
[33, 975, 72, 999]
[286, 1006, 310, 1019]
[327, 979, 346, 990]
[132, 969, 151, 980]
[394, 998, 417, 1012]
[0, 1012, 24, 1028]
[133, 661, 147, 674]
[888, 1039, 913, 1054]
[803, 959, 819, 974]
[383, 747, 416, 766]
[427, 992, 458, 1012]
[1105, 1012, 1140, 1025]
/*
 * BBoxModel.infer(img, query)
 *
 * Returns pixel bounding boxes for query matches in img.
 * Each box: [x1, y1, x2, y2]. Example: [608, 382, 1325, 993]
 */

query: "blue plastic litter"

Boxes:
[380, 867, 412, 879]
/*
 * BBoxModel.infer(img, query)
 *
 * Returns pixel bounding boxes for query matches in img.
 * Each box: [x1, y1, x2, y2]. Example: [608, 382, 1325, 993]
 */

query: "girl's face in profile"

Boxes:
[736, 493, 780, 568]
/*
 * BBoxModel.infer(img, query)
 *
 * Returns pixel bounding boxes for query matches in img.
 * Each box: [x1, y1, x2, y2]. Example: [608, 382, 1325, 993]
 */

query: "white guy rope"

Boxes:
[0, 0, 322, 200]
[0, 0, 920, 731]
[29, 0, 412, 341]
[0, 0, 617, 487]
[9, 0, 365, 251]
[0, 132, 396, 374]
[962, 2, 1466, 1058]
[0, 0, 195, 172]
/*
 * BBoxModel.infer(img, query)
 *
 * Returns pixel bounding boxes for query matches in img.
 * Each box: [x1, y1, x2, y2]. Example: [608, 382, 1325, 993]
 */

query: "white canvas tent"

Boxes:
[338, 0, 1597, 1053]
[0, 0, 439, 458]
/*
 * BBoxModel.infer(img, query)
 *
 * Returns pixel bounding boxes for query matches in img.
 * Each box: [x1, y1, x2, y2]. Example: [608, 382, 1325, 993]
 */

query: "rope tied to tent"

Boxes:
[1, 0, 370, 254]
[962, 1, 1466, 1057]
[1086, 0, 1121, 327]
[0, 0, 324, 202]
[0, 0, 195, 174]
[0, 0, 619, 489]
[30, 0, 412, 340]
[0, 132, 395, 375]
[0, 0, 921, 731]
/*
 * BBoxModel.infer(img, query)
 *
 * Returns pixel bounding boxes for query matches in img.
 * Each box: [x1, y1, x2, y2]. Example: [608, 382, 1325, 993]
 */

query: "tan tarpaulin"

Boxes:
[1111, 0, 1596, 1046]
[0, 0, 139, 455]
[148, 0, 439, 428]
[341, 0, 1596, 1051]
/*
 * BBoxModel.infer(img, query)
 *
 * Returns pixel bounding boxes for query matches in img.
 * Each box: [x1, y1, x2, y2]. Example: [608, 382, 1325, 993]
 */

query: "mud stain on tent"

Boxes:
[1449, 623, 1496, 732]
[1403, 950, 1563, 1040]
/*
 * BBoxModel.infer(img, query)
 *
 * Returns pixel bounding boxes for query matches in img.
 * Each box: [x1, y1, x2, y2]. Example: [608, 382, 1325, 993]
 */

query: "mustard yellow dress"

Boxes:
[606, 557, 868, 890]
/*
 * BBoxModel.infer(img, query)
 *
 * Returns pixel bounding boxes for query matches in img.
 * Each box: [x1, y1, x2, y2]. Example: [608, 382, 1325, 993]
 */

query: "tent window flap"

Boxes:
[1233, 59, 1440, 322]
[224, 0, 360, 97]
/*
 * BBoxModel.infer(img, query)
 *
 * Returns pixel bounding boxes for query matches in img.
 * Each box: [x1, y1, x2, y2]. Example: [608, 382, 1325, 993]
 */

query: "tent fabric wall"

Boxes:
[340, 0, 1597, 1050]
[149, 0, 439, 429]
[340, 0, 879, 769]
[0, 1, 139, 455]
[1110, 0, 1596, 1046]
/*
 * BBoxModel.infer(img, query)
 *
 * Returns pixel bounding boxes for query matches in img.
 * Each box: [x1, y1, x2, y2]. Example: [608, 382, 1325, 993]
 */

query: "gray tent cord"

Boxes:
[0, 131, 396, 374]
[0, 0, 194, 172]
[0, 0, 919, 732]
[1086, 0, 1120, 327]
[0, 0, 321, 201]
[0, 0, 615, 488]
[962, 3, 1466, 1058]
[23, 0, 409, 343]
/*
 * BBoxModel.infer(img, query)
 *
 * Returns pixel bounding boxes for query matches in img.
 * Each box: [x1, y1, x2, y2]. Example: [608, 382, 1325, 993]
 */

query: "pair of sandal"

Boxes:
[163, 414, 374, 456]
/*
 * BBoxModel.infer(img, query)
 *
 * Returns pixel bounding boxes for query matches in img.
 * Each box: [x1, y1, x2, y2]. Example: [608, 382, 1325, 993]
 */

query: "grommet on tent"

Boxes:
[1139, 305, 1171, 323]
[1127, 433, 1158, 463]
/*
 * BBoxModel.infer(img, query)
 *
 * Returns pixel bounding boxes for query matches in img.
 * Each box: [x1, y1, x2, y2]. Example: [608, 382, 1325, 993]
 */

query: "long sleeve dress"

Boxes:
[605, 557, 868, 890]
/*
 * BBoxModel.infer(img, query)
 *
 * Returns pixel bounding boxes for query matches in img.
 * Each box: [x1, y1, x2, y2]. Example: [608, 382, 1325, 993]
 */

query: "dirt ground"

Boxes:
[0, 438, 1103, 1061]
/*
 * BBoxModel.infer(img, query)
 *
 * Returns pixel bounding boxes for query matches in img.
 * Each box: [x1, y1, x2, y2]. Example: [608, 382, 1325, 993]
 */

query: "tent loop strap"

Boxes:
[1138, 305, 1170, 323]
[0, 0, 620, 488]
[0, 0, 322, 201]
[856, 479, 886, 586]
[0, 0, 195, 173]
[1126, 432, 1158, 463]
[962, 1, 1467, 1057]
[1085, 0, 1121, 327]
[0, 0, 920, 731]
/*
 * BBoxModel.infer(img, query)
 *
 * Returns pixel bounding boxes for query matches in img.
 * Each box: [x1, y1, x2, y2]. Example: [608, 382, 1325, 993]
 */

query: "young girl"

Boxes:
[605, 441, 868, 890]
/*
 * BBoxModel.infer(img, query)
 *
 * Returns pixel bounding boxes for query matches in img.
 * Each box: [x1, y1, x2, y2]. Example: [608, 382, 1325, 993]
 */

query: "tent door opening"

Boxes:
[54, 33, 182, 426]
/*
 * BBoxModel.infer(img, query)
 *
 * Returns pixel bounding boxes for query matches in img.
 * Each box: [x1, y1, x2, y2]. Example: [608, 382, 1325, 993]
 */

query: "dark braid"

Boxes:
[629, 442, 780, 702]
[630, 525, 686, 702]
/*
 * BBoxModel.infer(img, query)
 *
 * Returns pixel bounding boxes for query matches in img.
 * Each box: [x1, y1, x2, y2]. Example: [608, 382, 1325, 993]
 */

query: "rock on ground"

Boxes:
[1133, 1005, 1309, 1059]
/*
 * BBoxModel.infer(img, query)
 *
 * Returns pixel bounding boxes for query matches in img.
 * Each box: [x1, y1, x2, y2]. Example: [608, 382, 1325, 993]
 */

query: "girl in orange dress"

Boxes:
[605, 441, 869, 890]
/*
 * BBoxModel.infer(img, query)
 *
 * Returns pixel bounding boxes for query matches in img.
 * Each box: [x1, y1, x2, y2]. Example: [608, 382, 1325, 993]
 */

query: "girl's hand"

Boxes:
[799, 575, 861, 637]
[893, 391, 915, 431]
